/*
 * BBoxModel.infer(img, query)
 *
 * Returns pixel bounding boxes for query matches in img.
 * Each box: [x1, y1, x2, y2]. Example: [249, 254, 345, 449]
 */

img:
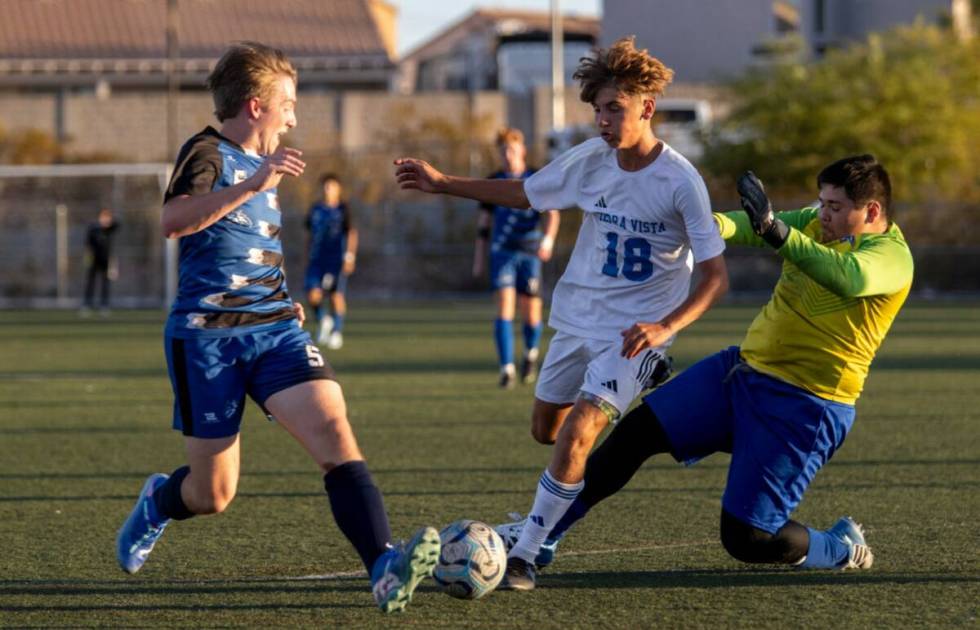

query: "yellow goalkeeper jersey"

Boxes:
[715, 207, 914, 404]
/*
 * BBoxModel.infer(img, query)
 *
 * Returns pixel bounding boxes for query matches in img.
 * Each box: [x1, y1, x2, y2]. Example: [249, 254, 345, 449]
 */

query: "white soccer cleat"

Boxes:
[326, 331, 344, 350]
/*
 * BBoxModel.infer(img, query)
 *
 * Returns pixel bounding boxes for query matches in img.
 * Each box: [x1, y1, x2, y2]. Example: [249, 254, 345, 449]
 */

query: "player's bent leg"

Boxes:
[266, 380, 439, 609]
[719, 509, 809, 565]
[502, 399, 609, 591]
[494, 288, 518, 388]
[116, 434, 240, 575]
[530, 398, 573, 444]
[265, 380, 363, 469]
[181, 434, 241, 515]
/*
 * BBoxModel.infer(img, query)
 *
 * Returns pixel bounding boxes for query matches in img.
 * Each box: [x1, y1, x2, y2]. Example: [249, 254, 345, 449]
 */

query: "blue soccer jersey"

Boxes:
[306, 202, 351, 272]
[481, 169, 543, 254]
[163, 126, 296, 338]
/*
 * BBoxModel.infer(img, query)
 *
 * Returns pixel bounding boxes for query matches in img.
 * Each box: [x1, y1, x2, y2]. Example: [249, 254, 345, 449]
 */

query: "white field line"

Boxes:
[284, 540, 715, 580]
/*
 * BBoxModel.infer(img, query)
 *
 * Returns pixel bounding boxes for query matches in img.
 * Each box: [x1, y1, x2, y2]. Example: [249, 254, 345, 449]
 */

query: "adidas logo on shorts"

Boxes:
[600, 379, 618, 393]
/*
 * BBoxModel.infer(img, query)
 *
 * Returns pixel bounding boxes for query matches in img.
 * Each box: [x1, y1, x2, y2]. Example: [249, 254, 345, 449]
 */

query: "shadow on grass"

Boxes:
[0, 577, 374, 613]
[539, 568, 980, 590]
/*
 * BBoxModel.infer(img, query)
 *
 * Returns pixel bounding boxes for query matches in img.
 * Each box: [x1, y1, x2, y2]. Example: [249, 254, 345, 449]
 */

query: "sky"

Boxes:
[391, 0, 602, 55]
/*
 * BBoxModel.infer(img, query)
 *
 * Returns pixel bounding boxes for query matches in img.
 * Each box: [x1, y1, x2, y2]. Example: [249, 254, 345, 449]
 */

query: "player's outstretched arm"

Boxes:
[393, 157, 531, 209]
[163, 147, 305, 238]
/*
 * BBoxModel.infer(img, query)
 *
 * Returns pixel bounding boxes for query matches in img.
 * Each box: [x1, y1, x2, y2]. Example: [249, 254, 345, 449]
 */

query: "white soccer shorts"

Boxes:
[535, 330, 670, 419]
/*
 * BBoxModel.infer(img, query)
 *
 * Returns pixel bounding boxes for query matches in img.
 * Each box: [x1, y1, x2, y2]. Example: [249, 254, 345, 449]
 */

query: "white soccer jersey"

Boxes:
[524, 137, 725, 341]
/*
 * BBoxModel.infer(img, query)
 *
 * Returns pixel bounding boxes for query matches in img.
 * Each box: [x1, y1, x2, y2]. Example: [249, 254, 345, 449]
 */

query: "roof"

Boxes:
[402, 8, 600, 62]
[0, 0, 394, 61]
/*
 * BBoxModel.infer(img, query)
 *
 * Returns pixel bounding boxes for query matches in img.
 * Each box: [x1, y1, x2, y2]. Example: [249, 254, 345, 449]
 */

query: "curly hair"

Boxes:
[573, 36, 674, 104]
[207, 41, 297, 122]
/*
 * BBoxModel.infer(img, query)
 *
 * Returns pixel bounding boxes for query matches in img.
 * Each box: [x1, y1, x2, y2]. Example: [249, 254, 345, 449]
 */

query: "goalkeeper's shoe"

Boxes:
[494, 513, 561, 569]
[371, 526, 440, 614]
[827, 516, 874, 570]
[116, 473, 170, 574]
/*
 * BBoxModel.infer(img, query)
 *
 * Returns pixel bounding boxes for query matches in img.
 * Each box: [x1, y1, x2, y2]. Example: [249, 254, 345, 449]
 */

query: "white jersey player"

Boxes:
[393, 36, 729, 590]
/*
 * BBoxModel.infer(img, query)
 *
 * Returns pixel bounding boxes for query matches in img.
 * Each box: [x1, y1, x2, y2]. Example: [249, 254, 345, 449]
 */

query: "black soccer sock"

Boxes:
[549, 404, 672, 540]
[324, 461, 392, 573]
[152, 465, 195, 521]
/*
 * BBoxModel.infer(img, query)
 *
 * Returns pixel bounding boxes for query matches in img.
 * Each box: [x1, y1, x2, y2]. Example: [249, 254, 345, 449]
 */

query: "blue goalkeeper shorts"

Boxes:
[645, 346, 855, 533]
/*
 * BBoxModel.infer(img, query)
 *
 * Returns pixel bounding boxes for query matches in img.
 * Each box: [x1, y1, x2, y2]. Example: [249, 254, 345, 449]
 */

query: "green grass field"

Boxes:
[1, 301, 978, 628]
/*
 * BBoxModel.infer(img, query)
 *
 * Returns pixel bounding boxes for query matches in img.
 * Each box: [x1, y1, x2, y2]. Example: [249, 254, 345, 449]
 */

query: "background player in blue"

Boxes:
[304, 173, 358, 349]
[114, 42, 439, 614]
[472, 128, 559, 388]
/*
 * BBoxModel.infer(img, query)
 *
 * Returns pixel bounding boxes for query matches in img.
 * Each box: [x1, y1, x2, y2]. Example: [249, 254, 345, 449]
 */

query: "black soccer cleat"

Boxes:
[498, 556, 536, 591]
[520, 357, 538, 385]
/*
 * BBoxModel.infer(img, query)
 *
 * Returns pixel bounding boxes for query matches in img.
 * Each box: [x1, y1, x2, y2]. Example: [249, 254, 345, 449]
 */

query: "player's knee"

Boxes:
[531, 421, 557, 444]
[720, 511, 773, 563]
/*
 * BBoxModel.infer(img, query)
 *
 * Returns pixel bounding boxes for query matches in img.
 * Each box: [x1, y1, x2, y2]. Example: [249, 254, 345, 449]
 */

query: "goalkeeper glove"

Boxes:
[737, 171, 789, 248]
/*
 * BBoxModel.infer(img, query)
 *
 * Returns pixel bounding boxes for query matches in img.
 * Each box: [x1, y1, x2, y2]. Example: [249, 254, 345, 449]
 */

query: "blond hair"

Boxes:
[495, 127, 525, 147]
[206, 42, 297, 122]
[574, 36, 674, 104]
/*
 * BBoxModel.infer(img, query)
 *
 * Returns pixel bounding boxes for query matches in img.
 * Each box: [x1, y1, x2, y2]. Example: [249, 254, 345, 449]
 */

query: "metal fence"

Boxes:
[1, 162, 978, 309]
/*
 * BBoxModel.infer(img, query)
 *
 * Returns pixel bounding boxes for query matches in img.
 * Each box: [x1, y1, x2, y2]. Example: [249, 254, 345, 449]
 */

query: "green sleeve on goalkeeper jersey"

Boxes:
[713, 207, 820, 247]
[777, 222, 914, 298]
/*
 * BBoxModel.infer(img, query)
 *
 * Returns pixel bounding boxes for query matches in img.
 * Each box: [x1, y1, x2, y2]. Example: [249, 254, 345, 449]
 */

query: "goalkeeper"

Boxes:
[534, 155, 913, 570]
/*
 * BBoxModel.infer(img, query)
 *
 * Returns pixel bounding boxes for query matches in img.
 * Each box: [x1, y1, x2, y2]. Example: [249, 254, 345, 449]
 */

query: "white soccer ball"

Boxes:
[432, 519, 507, 599]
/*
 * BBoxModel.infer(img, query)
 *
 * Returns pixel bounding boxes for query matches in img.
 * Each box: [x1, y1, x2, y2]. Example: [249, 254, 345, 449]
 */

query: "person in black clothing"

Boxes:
[83, 208, 118, 313]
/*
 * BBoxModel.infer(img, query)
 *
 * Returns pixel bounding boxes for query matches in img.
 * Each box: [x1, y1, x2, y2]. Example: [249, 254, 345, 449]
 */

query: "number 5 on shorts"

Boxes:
[306, 344, 325, 367]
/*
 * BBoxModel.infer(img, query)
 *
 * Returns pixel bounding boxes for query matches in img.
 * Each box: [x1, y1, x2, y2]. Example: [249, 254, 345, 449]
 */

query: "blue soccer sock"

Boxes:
[312, 303, 324, 322]
[511, 470, 583, 563]
[494, 318, 515, 368]
[800, 527, 850, 568]
[523, 322, 543, 355]
[332, 313, 345, 333]
[324, 461, 392, 572]
[151, 465, 194, 521]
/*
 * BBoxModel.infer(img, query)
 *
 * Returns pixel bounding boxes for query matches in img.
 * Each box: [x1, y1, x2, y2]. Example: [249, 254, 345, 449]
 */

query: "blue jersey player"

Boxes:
[114, 42, 439, 614]
[472, 128, 559, 388]
[304, 173, 357, 349]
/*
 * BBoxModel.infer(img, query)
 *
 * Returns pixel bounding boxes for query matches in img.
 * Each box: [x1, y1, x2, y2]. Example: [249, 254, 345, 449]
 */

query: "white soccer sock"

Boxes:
[510, 469, 583, 563]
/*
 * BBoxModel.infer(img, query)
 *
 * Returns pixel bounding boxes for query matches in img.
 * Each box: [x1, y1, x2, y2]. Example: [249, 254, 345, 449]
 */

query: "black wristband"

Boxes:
[761, 219, 790, 249]
[477, 227, 491, 240]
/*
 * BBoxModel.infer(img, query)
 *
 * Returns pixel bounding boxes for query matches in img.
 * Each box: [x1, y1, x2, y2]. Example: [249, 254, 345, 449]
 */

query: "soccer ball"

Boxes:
[432, 519, 507, 599]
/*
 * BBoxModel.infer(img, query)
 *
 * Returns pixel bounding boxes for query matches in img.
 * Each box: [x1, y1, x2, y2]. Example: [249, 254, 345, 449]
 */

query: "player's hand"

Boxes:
[393, 158, 449, 193]
[537, 236, 554, 262]
[342, 260, 356, 275]
[291, 301, 306, 326]
[620, 322, 672, 359]
[736, 171, 788, 248]
[249, 147, 306, 193]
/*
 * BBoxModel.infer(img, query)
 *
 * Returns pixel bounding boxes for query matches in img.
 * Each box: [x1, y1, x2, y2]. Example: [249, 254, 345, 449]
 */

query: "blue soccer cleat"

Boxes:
[827, 516, 874, 570]
[371, 526, 441, 613]
[494, 513, 562, 569]
[116, 473, 170, 574]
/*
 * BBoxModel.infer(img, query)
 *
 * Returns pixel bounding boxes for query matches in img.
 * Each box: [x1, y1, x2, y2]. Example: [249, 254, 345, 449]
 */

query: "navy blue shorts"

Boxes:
[165, 323, 335, 439]
[645, 346, 855, 534]
[303, 264, 347, 293]
[490, 250, 541, 295]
